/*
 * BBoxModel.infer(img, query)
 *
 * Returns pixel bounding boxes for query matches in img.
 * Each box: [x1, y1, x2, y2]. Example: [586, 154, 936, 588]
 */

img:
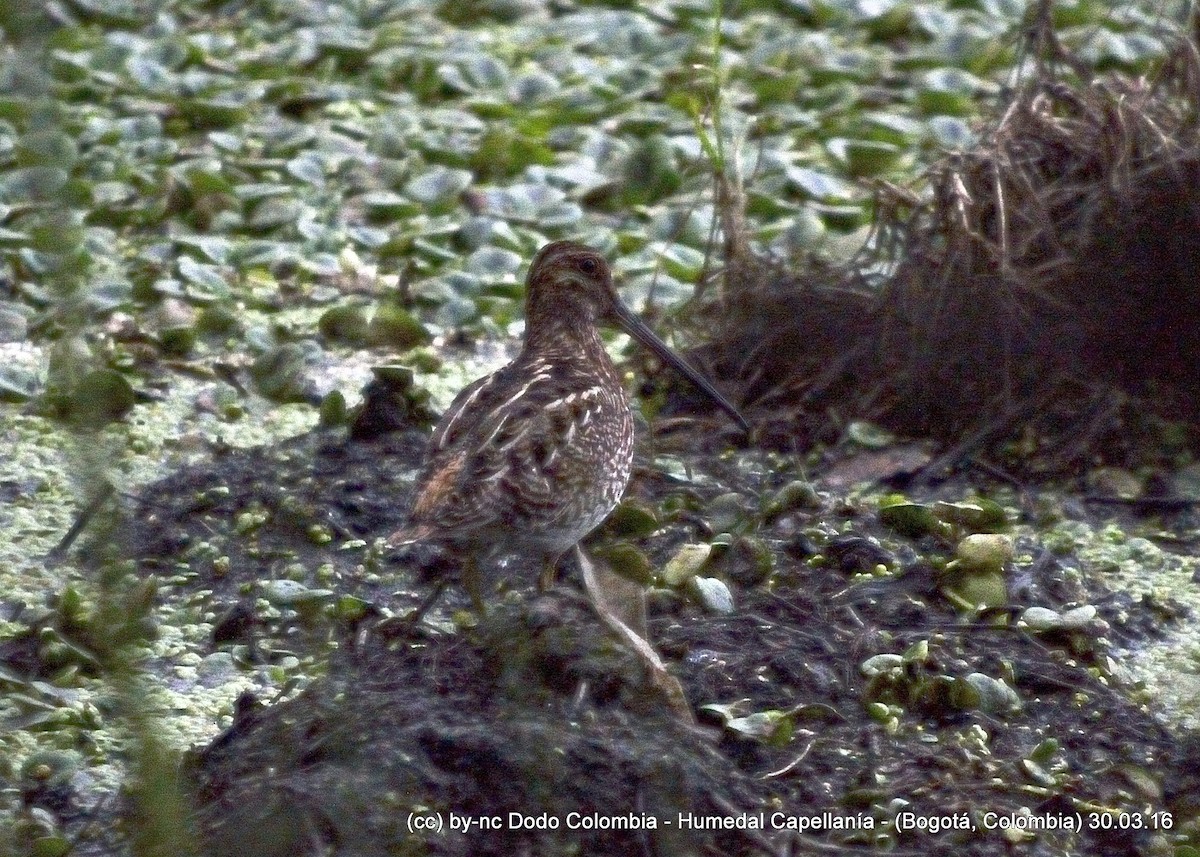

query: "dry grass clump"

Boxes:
[709, 7, 1200, 472]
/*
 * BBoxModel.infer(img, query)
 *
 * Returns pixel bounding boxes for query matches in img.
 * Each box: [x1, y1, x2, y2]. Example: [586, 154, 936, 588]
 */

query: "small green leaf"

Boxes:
[319, 303, 370, 347]
[591, 543, 654, 586]
[879, 500, 939, 538]
[68, 369, 136, 427]
[785, 165, 852, 201]
[0, 364, 40, 402]
[405, 167, 472, 207]
[176, 258, 230, 302]
[955, 533, 1013, 572]
[725, 710, 794, 746]
[606, 500, 660, 538]
[846, 420, 894, 449]
[367, 304, 431, 350]
[661, 543, 712, 586]
[250, 343, 311, 403]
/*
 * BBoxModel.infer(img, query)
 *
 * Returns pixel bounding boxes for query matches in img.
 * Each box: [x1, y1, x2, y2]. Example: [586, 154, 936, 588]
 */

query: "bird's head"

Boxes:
[525, 240, 618, 329]
[522, 240, 749, 431]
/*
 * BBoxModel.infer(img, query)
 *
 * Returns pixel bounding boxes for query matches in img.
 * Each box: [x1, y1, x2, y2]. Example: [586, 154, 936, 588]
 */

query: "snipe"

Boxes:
[388, 240, 746, 614]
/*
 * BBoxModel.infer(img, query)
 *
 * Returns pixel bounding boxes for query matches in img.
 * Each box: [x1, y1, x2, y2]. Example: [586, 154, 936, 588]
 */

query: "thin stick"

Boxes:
[46, 481, 115, 565]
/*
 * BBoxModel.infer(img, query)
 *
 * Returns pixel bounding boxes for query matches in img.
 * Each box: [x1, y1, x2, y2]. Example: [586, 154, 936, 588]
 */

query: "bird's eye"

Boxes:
[578, 257, 598, 275]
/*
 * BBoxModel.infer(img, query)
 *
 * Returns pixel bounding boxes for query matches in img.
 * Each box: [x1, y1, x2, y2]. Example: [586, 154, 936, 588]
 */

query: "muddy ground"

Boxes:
[12, 400, 1192, 857]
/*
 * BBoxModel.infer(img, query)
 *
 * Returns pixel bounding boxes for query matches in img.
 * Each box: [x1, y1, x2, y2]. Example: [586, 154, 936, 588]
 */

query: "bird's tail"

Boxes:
[387, 523, 436, 548]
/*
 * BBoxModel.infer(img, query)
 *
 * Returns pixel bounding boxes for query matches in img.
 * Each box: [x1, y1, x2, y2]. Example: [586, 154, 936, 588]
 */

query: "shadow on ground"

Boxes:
[106, 424, 1200, 856]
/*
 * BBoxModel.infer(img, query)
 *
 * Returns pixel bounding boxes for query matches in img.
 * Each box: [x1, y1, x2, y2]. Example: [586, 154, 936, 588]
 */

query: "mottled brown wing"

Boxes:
[427, 372, 497, 454]
[388, 370, 502, 546]
[401, 359, 609, 541]
[386, 446, 471, 547]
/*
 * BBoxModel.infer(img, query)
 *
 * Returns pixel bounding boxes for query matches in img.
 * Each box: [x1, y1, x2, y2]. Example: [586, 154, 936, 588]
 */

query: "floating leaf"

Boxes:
[812, 202, 868, 230]
[16, 129, 78, 169]
[175, 235, 233, 265]
[127, 54, 173, 92]
[85, 277, 133, 314]
[247, 196, 305, 231]
[1020, 605, 1096, 633]
[811, 48, 875, 84]
[437, 63, 475, 95]
[346, 225, 389, 248]
[784, 165, 852, 201]
[831, 138, 904, 178]
[330, 595, 369, 625]
[1020, 606, 1064, 632]
[151, 297, 199, 356]
[1020, 758, 1059, 787]
[698, 699, 750, 724]
[956, 673, 1021, 715]
[859, 111, 925, 145]
[943, 569, 1007, 611]
[509, 69, 560, 105]
[917, 69, 986, 116]
[180, 96, 251, 128]
[764, 480, 820, 519]
[405, 167, 472, 207]
[0, 364, 40, 402]
[0, 166, 69, 200]
[538, 201, 582, 229]
[262, 580, 335, 616]
[177, 257, 230, 303]
[286, 152, 327, 186]
[0, 302, 29, 342]
[20, 749, 82, 788]
[654, 243, 705, 282]
[465, 247, 523, 278]
[860, 653, 904, 678]
[319, 390, 349, 428]
[0, 226, 29, 247]
[928, 115, 975, 149]
[621, 135, 680, 206]
[184, 165, 233, 195]
[316, 26, 374, 66]
[932, 499, 1008, 529]
[707, 492, 747, 535]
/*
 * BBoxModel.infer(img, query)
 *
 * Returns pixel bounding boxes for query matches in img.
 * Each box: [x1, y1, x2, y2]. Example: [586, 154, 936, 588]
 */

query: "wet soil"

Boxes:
[15, 415, 1200, 856]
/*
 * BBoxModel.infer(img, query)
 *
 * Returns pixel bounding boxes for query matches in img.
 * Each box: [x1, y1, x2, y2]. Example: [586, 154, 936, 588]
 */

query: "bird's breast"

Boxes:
[522, 381, 634, 551]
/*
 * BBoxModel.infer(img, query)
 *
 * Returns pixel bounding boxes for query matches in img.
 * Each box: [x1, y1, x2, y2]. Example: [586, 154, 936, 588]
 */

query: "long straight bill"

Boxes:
[613, 303, 749, 431]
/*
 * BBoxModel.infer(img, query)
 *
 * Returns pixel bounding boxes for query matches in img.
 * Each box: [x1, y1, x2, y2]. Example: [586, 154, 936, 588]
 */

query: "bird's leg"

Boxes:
[407, 577, 449, 624]
[575, 546, 694, 724]
[463, 554, 487, 616]
[372, 578, 448, 640]
[538, 552, 562, 592]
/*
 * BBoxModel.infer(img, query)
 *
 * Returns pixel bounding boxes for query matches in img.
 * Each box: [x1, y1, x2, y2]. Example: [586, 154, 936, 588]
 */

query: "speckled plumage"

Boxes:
[400, 344, 634, 556]
[388, 240, 745, 604]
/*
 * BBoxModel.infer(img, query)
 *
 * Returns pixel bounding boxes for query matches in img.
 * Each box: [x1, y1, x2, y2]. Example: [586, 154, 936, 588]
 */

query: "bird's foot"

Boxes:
[371, 579, 450, 640]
